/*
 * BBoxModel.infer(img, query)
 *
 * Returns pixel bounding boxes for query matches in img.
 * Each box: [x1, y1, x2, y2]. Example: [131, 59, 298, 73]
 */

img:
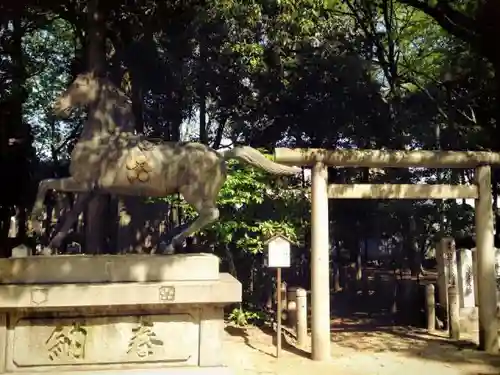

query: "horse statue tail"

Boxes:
[222, 146, 301, 175]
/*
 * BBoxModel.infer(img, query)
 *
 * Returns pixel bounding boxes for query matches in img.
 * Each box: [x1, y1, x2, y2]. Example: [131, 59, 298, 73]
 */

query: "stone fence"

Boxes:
[435, 237, 500, 334]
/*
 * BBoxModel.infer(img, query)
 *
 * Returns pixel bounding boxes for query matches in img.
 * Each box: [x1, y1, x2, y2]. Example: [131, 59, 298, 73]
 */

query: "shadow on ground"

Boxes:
[331, 321, 500, 367]
[325, 283, 500, 370]
[225, 324, 310, 359]
[226, 272, 500, 373]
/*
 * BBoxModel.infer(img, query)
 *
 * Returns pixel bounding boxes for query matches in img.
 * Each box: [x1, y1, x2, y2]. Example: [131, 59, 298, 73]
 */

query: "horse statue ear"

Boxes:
[84, 70, 104, 85]
[86, 70, 108, 84]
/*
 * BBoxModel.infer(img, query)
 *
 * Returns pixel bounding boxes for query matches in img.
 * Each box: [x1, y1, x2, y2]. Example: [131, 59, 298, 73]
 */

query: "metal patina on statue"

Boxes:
[29, 71, 301, 254]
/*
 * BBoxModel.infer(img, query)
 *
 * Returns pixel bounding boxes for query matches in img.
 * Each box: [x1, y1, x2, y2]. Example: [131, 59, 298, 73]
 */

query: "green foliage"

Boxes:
[227, 306, 268, 326]
[22, 17, 77, 161]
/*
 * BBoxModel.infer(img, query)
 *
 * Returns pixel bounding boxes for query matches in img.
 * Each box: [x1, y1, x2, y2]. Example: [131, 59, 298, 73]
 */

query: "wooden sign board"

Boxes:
[265, 235, 291, 268]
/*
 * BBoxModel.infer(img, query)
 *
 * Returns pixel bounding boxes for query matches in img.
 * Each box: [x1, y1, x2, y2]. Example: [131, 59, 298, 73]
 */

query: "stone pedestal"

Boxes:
[0, 254, 241, 374]
[457, 249, 475, 308]
[456, 249, 478, 334]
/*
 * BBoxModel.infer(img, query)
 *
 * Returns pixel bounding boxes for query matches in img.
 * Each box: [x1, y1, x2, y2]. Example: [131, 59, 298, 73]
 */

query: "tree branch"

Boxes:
[212, 116, 229, 149]
[398, 0, 481, 49]
[408, 77, 477, 125]
[55, 121, 81, 154]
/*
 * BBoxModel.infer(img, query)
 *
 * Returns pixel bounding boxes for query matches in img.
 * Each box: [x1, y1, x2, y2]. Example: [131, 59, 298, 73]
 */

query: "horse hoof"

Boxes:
[67, 242, 82, 254]
[49, 233, 65, 249]
[164, 244, 175, 255]
[36, 245, 54, 256]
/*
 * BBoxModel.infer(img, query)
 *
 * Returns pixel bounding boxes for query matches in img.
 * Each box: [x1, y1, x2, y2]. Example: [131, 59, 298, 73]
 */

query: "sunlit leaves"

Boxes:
[22, 17, 76, 160]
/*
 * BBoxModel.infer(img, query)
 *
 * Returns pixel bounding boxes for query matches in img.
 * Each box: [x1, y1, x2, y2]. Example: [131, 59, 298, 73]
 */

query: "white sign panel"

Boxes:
[267, 237, 291, 268]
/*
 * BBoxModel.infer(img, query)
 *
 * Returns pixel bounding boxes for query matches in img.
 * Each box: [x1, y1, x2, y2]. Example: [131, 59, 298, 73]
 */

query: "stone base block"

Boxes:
[0, 254, 241, 374]
[0, 273, 240, 308]
[0, 253, 220, 284]
[459, 306, 478, 334]
[8, 366, 234, 375]
[0, 302, 236, 374]
[0, 268, 241, 374]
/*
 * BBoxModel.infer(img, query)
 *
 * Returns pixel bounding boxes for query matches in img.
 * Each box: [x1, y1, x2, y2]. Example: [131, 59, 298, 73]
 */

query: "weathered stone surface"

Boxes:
[10, 245, 31, 258]
[439, 247, 500, 334]
[198, 305, 223, 367]
[0, 253, 219, 284]
[457, 249, 475, 309]
[0, 314, 6, 372]
[5, 366, 234, 375]
[11, 314, 198, 367]
[0, 305, 236, 374]
[0, 254, 241, 375]
[0, 274, 240, 308]
[459, 306, 479, 334]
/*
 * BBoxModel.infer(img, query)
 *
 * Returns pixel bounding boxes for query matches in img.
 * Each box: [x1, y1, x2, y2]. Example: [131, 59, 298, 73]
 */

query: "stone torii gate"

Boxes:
[274, 148, 500, 359]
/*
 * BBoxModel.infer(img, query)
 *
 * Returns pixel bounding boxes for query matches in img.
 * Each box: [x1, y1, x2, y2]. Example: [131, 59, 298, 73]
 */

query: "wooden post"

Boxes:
[448, 285, 460, 340]
[310, 162, 331, 361]
[276, 267, 282, 359]
[296, 288, 308, 348]
[426, 284, 436, 333]
[475, 165, 499, 353]
[264, 234, 292, 359]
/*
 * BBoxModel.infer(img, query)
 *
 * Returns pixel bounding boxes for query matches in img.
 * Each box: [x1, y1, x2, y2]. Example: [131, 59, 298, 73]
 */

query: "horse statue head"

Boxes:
[52, 72, 135, 137]
[52, 72, 102, 118]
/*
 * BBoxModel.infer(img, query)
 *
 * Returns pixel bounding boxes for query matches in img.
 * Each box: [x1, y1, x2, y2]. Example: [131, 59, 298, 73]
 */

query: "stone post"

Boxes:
[471, 249, 479, 308]
[286, 287, 298, 328]
[296, 288, 308, 349]
[280, 281, 287, 317]
[425, 284, 435, 333]
[456, 248, 479, 334]
[435, 237, 457, 328]
[310, 162, 330, 361]
[448, 285, 460, 341]
[435, 239, 447, 323]
[456, 248, 475, 309]
[475, 165, 498, 353]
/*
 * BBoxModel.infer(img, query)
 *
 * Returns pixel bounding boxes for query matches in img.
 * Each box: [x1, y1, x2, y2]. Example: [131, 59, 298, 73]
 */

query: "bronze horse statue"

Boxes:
[30, 72, 301, 254]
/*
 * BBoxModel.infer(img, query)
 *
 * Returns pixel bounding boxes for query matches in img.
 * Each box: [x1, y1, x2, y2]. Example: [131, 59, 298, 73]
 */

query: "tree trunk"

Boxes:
[408, 215, 420, 277]
[116, 27, 145, 134]
[84, 0, 109, 255]
[493, 63, 500, 244]
[11, 16, 31, 245]
[0, 11, 32, 256]
[0, 208, 11, 258]
[130, 77, 144, 134]
[198, 32, 208, 145]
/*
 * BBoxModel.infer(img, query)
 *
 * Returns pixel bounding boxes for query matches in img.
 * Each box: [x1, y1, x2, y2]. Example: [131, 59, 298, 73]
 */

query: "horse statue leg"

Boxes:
[30, 177, 94, 254]
[153, 221, 192, 255]
[163, 187, 220, 254]
[46, 193, 93, 252]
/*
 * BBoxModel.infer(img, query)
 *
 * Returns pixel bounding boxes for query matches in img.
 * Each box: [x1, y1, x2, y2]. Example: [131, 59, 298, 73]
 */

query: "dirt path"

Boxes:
[222, 322, 500, 375]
